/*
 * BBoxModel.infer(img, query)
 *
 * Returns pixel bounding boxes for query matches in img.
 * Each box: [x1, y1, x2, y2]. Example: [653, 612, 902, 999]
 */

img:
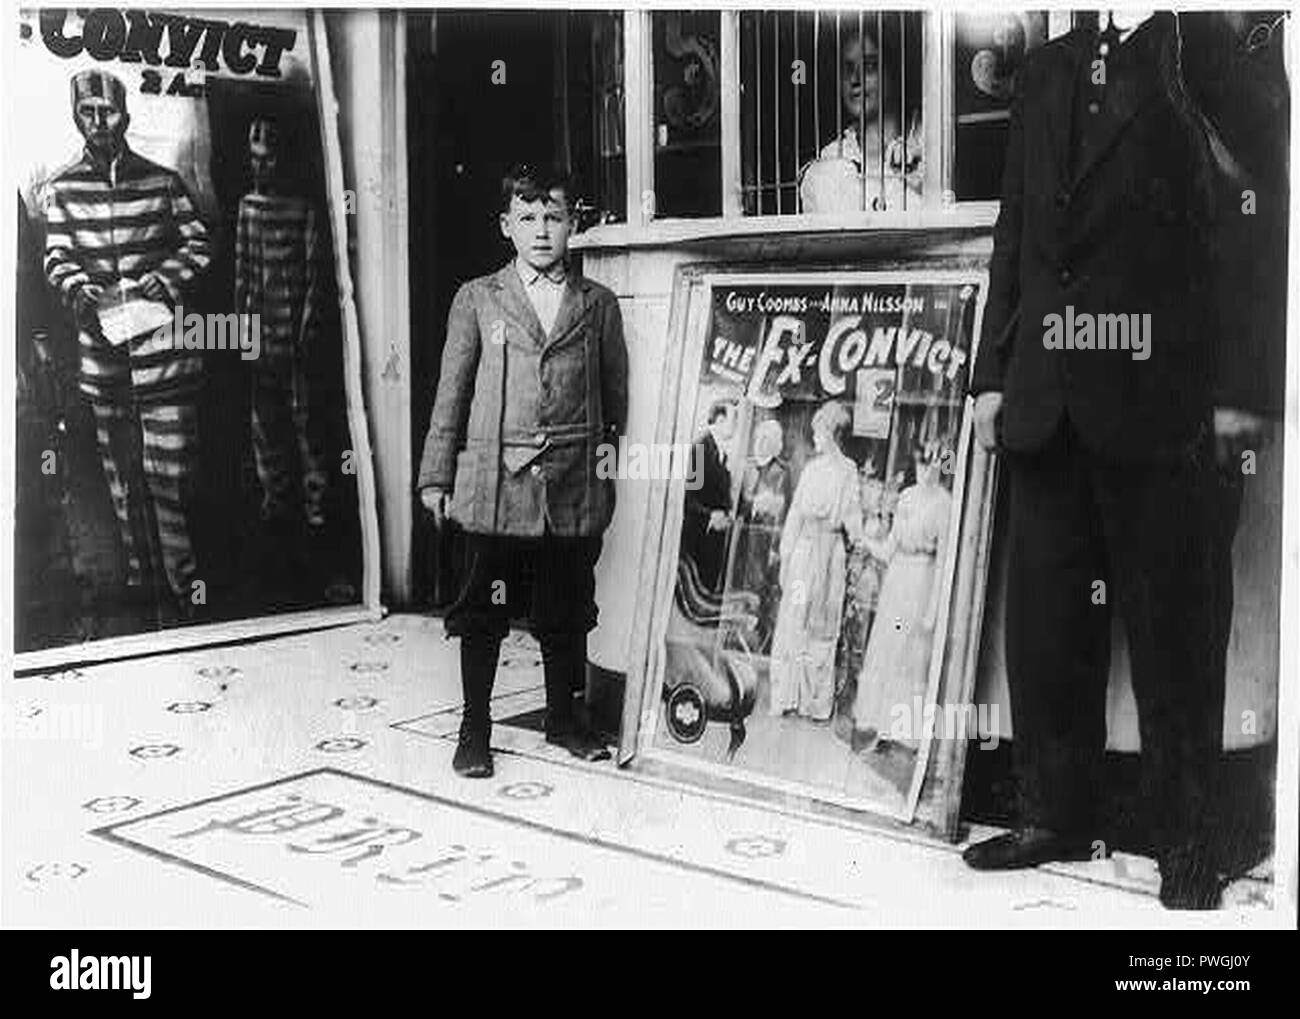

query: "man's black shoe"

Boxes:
[962, 827, 1102, 871]
[452, 727, 493, 778]
[1158, 850, 1222, 910]
[545, 727, 612, 762]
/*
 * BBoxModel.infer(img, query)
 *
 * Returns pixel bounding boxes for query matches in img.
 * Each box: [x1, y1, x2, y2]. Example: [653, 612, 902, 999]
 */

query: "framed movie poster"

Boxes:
[11, 8, 381, 667]
[620, 267, 997, 824]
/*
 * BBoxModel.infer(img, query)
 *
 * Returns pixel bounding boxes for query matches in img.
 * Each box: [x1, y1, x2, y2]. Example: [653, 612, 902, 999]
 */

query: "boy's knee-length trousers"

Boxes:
[445, 532, 603, 644]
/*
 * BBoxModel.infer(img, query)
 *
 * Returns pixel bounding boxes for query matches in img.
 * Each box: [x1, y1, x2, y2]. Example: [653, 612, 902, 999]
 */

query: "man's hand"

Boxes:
[973, 391, 1003, 452]
[137, 273, 168, 302]
[1213, 407, 1271, 467]
[421, 487, 449, 528]
[707, 509, 730, 532]
[74, 283, 104, 320]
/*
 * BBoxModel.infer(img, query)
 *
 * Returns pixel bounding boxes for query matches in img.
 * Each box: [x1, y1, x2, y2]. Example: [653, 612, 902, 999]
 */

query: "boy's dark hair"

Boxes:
[501, 162, 573, 213]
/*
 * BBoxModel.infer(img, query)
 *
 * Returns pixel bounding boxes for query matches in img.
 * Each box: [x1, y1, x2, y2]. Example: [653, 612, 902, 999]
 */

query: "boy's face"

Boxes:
[500, 189, 573, 272]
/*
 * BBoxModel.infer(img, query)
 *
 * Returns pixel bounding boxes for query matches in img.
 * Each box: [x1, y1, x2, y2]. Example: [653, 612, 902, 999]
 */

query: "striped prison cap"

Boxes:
[70, 69, 127, 111]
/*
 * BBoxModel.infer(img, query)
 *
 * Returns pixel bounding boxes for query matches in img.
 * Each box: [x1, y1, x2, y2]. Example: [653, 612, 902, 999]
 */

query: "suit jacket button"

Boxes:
[534, 432, 546, 446]
[1058, 267, 1073, 286]
[530, 464, 542, 477]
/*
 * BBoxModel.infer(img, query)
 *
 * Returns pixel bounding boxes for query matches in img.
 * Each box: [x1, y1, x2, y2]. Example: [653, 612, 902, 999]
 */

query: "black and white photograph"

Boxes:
[1, 1, 1296, 947]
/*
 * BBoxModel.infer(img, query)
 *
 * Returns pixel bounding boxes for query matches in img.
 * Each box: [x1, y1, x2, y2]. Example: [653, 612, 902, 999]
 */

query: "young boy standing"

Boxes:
[418, 164, 628, 778]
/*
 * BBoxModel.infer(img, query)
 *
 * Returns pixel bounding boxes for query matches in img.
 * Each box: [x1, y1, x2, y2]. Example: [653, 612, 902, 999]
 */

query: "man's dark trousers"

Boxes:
[1004, 420, 1226, 858]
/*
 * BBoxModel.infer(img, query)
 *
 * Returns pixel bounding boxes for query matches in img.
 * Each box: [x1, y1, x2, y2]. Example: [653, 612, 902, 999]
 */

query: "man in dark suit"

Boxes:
[681, 399, 737, 593]
[964, 11, 1284, 909]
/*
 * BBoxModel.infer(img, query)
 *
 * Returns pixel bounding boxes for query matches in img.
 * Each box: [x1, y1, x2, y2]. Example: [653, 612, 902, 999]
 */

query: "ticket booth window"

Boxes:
[951, 11, 1051, 200]
[740, 10, 924, 215]
[569, 9, 1069, 231]
[650, 11, 723, 217]
[570, 10, 627, 225]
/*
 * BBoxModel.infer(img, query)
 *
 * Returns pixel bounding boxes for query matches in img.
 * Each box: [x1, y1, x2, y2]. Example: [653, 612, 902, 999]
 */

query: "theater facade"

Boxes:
[11, 8, 1286, 857]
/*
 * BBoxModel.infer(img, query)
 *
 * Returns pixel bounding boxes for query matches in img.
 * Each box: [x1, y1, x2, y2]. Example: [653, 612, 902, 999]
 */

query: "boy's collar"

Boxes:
[515, 255, 570, 286]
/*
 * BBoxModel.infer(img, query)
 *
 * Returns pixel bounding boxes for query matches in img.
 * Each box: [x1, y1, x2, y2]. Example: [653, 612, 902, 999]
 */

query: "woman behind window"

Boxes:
[799, 21, 922, 213]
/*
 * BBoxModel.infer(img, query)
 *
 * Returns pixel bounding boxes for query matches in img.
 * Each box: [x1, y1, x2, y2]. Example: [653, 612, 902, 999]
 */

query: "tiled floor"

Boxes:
[2, 615, 1281, 928]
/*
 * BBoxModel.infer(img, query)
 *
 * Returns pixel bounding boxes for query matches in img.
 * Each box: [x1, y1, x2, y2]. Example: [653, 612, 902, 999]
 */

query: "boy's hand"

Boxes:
[421, 487, 449, 528]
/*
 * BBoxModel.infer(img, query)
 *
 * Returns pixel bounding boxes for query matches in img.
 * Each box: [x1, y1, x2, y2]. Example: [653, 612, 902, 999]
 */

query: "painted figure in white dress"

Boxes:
[851, 442, 953, 750]
[767, 402, 864, 721]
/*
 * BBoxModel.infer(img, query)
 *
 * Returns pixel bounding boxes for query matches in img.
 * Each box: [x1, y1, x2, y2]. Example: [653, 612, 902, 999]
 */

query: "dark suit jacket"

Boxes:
[971, 16, 1286, 460]
[417, 262, 629, 537]
[681, 430, 733, 590]
[686, 432, 731, 516]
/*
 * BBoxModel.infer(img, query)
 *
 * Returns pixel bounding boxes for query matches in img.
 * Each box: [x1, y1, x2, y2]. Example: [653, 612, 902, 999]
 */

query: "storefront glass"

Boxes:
[651, 11, 723, 218]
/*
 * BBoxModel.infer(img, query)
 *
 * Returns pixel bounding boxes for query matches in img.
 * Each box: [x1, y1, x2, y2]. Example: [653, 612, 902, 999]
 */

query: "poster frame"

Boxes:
[9, 9, 383, 674]
[619, 262, 998, 831]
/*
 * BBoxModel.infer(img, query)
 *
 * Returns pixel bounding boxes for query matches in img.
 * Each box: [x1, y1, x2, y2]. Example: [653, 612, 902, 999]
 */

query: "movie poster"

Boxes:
[13, 8, 368, 655]
[642, 270, 984, 819]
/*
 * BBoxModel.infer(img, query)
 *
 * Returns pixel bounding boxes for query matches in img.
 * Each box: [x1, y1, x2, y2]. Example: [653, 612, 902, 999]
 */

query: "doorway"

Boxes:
[406, 10, 563, 608]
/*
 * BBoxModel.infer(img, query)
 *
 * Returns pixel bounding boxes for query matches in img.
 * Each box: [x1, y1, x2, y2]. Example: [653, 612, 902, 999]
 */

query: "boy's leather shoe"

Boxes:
[962, 826, 1101, 870]
[545, 727, 611, 762]
[1158, 849, 1222, 910]
[453, 727, 493, 778]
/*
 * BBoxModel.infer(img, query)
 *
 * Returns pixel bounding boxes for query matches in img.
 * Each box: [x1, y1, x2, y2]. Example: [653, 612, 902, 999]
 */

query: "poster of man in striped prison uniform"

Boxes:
[235, 116, 331, 542]
[12, 7, 367, 655]
[42, 69, 211, 624]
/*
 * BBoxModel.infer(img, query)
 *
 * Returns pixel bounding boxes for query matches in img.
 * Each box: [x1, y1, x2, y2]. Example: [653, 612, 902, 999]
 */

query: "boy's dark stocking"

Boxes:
[454, 635, 499, 777]
[540, 632, 610, 761]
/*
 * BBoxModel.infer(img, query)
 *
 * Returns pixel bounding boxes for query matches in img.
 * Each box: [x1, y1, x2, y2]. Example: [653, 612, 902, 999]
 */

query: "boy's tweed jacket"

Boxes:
[418, 263, 629, 537]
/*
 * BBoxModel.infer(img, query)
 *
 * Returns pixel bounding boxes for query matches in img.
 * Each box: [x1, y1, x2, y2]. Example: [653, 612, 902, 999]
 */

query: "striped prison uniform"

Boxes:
[235, 191, 329, 527]
[42, 145, 210, 598]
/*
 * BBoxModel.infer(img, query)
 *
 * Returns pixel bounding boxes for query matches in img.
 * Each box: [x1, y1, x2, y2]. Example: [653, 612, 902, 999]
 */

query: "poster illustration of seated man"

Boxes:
[13, 8, 366, 653]
[655, 272, 982, 817]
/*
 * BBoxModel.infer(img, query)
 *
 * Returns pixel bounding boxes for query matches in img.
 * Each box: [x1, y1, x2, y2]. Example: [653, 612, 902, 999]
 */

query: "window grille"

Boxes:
[740, 10, 923, 216]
